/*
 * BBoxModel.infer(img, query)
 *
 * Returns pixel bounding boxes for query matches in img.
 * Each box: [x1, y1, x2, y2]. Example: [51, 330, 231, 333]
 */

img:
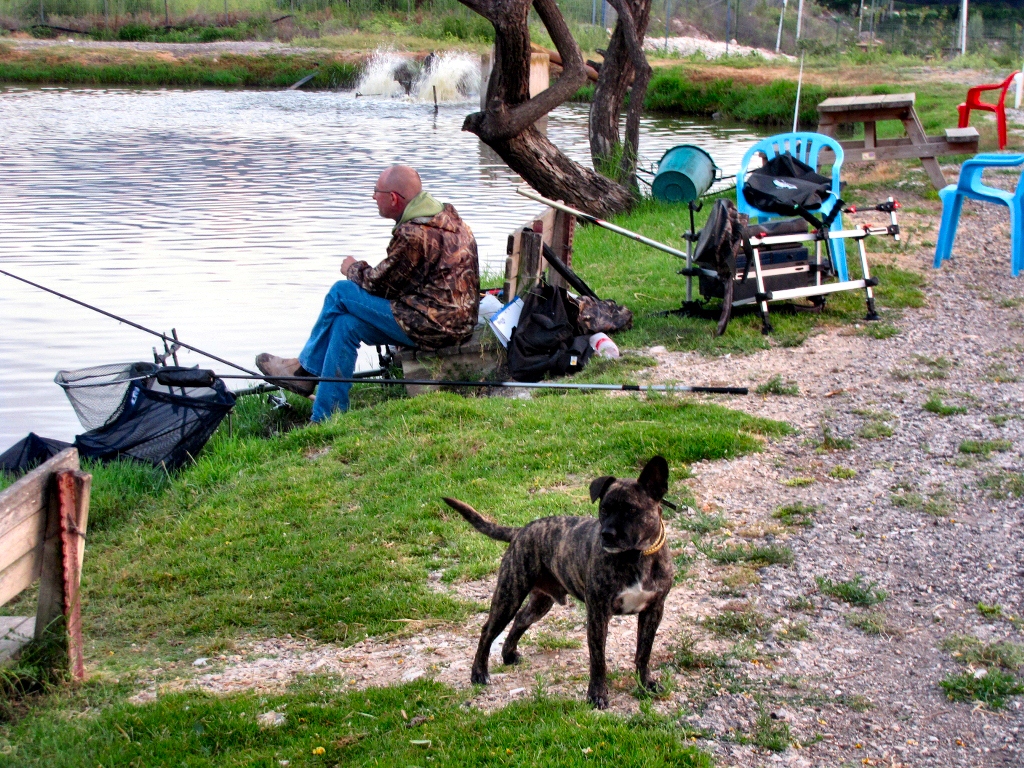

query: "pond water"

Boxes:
[0, 85, 765, 448]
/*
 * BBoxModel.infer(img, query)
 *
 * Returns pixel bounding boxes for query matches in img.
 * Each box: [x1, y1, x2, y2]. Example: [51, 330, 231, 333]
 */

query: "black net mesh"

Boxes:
[73, 374, 236, 471]
[55, 362, 160, 431]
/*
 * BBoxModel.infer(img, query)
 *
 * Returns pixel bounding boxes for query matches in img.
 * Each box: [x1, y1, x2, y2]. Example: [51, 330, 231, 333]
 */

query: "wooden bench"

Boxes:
[816, 93, 979, 190]
[397, 204, 576, 394]
[0, 448, 90, 679]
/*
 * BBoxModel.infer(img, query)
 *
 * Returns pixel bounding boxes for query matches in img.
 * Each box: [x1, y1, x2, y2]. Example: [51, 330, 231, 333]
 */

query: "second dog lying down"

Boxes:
[443, 455, 674, 708]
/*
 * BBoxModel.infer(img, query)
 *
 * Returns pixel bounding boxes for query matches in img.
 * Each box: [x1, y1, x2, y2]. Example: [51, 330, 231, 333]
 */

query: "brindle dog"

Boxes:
[442, 456, 674, 708]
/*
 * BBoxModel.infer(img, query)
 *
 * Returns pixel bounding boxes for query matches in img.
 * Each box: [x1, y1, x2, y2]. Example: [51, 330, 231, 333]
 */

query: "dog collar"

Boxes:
[641, 521, 667, 557]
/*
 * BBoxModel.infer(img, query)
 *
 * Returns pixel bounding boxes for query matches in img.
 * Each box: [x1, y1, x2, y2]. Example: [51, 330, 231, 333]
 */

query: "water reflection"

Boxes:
[0, 86, 765, 446]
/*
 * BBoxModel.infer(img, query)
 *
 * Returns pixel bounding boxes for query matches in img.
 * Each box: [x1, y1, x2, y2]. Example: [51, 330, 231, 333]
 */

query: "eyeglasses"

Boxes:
[373, 188, 407, 199]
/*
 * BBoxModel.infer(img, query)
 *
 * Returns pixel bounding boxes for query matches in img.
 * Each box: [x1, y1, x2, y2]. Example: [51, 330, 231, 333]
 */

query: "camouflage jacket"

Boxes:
[347, 204, 480, 351]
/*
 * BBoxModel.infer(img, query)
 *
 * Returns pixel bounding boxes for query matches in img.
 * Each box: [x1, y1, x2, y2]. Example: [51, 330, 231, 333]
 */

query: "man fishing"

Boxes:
[256, 165, 480, 421]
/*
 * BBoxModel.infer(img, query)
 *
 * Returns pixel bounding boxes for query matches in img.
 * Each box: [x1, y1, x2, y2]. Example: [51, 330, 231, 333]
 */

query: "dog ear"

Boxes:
[590, 475, 616, 503]
[637, 456, 669, 501]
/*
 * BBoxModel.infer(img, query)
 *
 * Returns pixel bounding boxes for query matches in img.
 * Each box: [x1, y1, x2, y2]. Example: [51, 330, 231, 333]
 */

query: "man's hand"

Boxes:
[340, 256, 357, 278]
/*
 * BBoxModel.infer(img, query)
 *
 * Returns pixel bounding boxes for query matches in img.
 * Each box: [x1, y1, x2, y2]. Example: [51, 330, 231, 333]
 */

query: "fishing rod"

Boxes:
[516, 187, 691, 260]
[0, 268, 259, 376]
[162, 369, 749, 396]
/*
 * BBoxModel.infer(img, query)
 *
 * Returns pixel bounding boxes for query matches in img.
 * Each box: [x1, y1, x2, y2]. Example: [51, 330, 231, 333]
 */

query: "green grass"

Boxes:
[572, 198, 925, 356]
[942, 635, 1024, 671]
[846, 610, 900, 637]
[815, 575, 887, 607]
[856, 421, 893, 439]
[829, 466, 856, 480]
[979, 471, 1024, 499]
[940, 669, 1024, 710]
[782, 476, 815, 487]
[771, 502, 817, 528]
[959, 439, 1013, 457]
[694, 540, 794, 567]
[923, 392, 968, 417]
[702, 608, 776, 639]
[0, 53, 359, 88]
[0, 680, 712, 767]
[68, 392, 787, 654]
[675, 511, 726, 536]
[755, 375, 799, 396]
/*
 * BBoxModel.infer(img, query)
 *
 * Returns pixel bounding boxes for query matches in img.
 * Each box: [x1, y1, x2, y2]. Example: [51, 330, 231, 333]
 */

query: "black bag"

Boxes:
[743, 153, 833, 218]
[693, 198, 752, 337]
[508, 284, 594, 382]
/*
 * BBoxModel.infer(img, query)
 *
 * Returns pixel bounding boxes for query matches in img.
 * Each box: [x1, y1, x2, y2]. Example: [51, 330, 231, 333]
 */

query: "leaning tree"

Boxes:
[458, 0, 653, 217]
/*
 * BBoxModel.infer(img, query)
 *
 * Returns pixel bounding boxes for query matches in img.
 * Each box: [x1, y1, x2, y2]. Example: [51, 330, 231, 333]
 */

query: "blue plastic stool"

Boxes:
[736, 132, 849, 281]
[934, 153, 1024, 277]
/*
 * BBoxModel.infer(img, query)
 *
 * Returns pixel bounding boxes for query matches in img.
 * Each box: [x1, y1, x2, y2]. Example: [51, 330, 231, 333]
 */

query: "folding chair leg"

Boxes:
[750, 247, 773, 334]
[934, 191, 964, 268]
[858, 238, 880, 321]
[1011, 201, 1024, 278]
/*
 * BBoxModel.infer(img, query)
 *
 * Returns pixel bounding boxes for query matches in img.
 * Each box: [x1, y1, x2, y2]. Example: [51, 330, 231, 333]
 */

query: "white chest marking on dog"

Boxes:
[616, 581, 656, 614]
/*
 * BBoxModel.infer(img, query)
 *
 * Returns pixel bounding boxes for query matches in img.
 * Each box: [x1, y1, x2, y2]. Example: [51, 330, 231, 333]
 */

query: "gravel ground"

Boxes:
[129, 177, 1024, 767]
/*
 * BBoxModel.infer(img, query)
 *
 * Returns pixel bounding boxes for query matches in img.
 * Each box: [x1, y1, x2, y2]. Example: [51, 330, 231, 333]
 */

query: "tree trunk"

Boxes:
[589, 0, 653, 188]
[458, 0, 634, 217]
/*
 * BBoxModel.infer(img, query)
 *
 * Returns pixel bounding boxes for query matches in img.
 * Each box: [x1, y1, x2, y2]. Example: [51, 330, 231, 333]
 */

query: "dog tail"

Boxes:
[442, 497, 516, 543]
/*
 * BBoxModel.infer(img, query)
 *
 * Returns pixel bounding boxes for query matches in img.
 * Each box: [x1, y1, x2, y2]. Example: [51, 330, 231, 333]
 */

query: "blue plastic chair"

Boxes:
[737, 132, 849, 281]
[934, 153, 1024, 277]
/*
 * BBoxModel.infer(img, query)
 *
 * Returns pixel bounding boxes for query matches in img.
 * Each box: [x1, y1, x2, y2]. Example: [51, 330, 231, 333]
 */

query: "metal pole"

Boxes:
[858, 0, 864, 35]
[869, 0, 876, 38]
[39, 0, 43, 23]
[776, 0, 787, 53]
[601, 0, 607, 28]
[517, 187, 691, 259]
[592, 0, 597, 26]
[726, 0, 731, 54]
[795, 0, 804, 41]
[164, 0, 169, 26]
[793, 52, 805, 132]
[735, 0, 741, 45]
[0, 269, 261, 376]
[214, 373, 750, 396]
[960, 0, 968, 56]
[664, 0, 670, 52]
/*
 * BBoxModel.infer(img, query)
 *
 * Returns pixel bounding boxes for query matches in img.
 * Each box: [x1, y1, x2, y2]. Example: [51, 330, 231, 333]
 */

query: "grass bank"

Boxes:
[1, 680, 711, 767]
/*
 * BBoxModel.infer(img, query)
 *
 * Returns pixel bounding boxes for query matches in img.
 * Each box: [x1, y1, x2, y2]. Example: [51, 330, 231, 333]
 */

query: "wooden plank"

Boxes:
[34, 475, 63, 641]
[818, 93, 915, 112]
[0, 616, 35, 664]
[60, 470, 90, 680]
[0, 508, 46, 575]
[0, 547, 43, 608]
[0, 448, 78, 541]
[815, 106, 912, 126]
[945, 126, 980, 142]
[821, 137, 975, 164]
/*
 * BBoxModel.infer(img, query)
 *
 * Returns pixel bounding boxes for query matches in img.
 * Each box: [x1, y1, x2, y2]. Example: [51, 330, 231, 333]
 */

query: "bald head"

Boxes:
[373, 165, 423, 220]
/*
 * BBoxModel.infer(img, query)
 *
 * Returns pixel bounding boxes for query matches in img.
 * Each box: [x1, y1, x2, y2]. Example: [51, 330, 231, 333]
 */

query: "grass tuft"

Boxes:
[940, 669, 1024, 710]
[829, 466, 857, 480]
[771, 502, 818, 528]
[695, 540, 794, 567]
[702, 608, 776, 639]
[942, 635, 1024, 670]
[958, 439, 1012, 457]
[815, 575, 887, 607]
[923, 393, 967, 417]
[755, 375, 799, 396]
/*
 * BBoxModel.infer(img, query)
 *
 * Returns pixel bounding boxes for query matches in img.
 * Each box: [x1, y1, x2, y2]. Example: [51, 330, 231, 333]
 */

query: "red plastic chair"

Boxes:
[958, 71, 1020, 150]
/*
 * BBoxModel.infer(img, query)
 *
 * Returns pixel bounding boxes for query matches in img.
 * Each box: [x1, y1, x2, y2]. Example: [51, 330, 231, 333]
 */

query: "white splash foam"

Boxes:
[355, 47, 408, 98]
[412, 51, 482, 103]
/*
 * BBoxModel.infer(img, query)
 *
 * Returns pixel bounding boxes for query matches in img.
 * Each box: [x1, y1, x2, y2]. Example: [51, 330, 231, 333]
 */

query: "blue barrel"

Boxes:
[652, 145, 719, 203]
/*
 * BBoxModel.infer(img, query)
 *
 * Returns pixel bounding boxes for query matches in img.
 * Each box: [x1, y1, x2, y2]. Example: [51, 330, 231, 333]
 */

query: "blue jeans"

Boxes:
[299, 280, 413, 421]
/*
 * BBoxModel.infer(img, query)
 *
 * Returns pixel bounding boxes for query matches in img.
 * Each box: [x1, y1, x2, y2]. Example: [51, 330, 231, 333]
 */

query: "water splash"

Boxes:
[412, 51, 482, 103]
[355, 48, 409, 98]
[355, 48, 481, 103]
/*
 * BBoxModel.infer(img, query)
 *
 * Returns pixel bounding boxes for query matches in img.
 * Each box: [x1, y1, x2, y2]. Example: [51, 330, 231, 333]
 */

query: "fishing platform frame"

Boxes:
[679, 198, 902, 333]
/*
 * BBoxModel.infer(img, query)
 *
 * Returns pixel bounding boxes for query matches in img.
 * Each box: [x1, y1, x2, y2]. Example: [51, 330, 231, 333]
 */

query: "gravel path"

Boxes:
[130, 179, 1024, 767]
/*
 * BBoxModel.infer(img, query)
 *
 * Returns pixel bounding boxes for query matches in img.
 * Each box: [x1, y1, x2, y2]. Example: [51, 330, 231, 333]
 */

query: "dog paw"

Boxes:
[587, 688, 609, 709]
[470, 670, 490, 686]
[502, 651, 522, 666]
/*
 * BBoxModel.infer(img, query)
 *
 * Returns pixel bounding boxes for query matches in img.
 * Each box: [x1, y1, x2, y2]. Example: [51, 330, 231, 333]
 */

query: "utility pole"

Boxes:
[796, 0, 804, 42]
[960, 0, 969, 56]
[775, 0, 787, 53]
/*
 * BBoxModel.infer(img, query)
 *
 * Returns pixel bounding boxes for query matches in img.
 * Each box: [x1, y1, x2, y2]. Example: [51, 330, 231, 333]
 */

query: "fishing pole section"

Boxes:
[0, 267, 748, 399]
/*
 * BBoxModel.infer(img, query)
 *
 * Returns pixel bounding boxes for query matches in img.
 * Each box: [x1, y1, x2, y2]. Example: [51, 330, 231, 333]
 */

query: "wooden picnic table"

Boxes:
[816, 93, 979, 189]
